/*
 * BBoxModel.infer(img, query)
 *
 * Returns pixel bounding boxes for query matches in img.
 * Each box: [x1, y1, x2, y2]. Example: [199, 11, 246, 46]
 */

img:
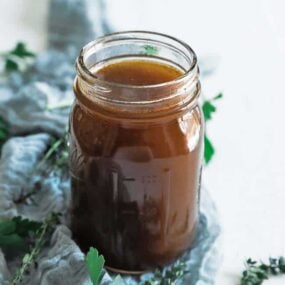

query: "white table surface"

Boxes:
[1, 0, 285, 284]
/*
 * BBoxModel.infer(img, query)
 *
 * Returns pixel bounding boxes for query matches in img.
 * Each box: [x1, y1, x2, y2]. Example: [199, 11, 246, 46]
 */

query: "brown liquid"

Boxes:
[94, 59, 182, 85]
[70, 59, 203, 272]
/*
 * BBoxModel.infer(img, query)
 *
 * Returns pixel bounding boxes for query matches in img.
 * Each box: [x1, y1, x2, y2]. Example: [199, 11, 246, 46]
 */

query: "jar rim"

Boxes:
[76, 30, 198, 90]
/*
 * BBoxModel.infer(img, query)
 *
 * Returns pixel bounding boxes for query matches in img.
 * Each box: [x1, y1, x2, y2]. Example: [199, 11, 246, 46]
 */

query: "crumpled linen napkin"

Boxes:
[0, 0, 221, 284]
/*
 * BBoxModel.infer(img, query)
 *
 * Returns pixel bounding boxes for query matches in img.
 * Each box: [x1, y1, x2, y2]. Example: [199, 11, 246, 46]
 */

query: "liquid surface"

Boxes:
[70, 59, 203, 272]
[94, 59, 183, 85]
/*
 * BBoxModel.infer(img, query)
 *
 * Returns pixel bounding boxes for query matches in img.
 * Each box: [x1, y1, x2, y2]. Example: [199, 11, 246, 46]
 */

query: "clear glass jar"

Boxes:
[69, 31, 203, 273]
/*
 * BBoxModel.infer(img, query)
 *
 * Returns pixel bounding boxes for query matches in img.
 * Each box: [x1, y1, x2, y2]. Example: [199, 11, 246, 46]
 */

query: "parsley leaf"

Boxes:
[12, 216, 42, 237]
[204, 135, 215, 165]
[85, 247, 105, 285]
[202, 93, 223, 165]
[0, 219, 16, 235]
[1, 42, 36, 73]
[202, 101, 216, 122]
[0, 216, 42, 250]
[202, 92, 223, 122]
[10, 42, 35, 58]
[0, 234, 26, 250]
[5, 58, 19, 72]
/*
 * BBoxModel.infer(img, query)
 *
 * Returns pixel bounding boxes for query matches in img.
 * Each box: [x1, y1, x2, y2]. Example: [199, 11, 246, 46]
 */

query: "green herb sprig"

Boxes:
[142, 260, 188, 285]
[240, 257, 285, 285]
[202, 93, 223, 164]
[11, 212, 61, 285]
[36, 134, 68, 171]
[85, 247, 105, 285]
[0, 216, 42, 250]
[1, 42, 35, 72]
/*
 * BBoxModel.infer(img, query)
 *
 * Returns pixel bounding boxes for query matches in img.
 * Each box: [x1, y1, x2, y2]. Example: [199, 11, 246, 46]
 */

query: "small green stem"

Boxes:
[36, 138, 63, 170]
[11, 213, 60, 285]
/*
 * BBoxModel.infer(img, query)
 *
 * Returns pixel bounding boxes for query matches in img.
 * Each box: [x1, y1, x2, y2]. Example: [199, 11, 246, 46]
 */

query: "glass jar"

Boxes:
[69, 31, 203, 273]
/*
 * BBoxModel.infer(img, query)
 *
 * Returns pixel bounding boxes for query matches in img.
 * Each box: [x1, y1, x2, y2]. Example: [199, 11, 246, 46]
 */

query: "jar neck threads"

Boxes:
[75, 31, 201, 117]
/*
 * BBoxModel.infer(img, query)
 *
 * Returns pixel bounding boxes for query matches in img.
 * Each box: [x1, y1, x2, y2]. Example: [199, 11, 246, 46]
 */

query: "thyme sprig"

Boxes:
[142, 260, 188, 285]
[11, 212, 61, 285]
[240, 257, 285, 285]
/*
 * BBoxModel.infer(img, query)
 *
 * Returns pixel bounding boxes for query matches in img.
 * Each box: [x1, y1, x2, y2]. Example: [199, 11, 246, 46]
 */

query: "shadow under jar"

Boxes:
[69, 31, 204, 273]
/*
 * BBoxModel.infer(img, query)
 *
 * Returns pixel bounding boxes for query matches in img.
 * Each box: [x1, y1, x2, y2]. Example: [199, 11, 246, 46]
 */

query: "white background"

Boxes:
[1, 0, 285, 284]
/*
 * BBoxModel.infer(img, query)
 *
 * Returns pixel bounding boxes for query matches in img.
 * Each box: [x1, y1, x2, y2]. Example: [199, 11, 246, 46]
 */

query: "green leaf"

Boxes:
[0, 216, 42, 250]
[2, 42, 36, 73]
[11, 42, 35, 58]
[240, 257, 285, 285]
[279, 257, 285, 272]
[0, 130, 7, 140]
[12, 216, 42, 237]
[213, 93, 223, 100]
[0, 119, 7, 129]
[85, 247, 105, 285]
[0, 233, 26, 250]
[202, 93, 223, 122]
[202, 101, 216, 122]
[204, 135, 215, 164]
[110, 275, 126, 285]
[202, 93, 223, 165]
[5, 58, 19, 72]
[0, 220, 16, 235]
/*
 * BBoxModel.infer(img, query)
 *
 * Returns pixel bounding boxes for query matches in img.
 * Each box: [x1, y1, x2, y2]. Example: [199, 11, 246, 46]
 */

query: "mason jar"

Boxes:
[69, 31, 203, 273]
